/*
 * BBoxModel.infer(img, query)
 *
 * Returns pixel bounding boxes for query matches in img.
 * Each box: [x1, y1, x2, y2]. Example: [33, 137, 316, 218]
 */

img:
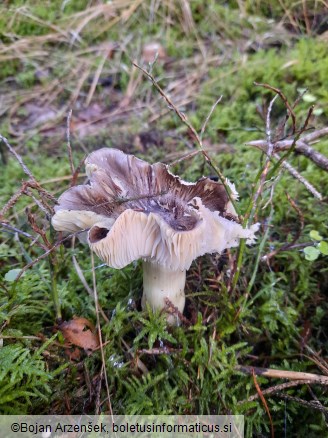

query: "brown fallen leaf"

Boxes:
[64, 346, 82, 362]
[59, 317, 99, 353]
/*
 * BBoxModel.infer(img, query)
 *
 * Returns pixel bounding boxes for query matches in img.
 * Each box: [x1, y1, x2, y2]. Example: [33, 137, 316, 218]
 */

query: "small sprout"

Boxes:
[302, 93, 317, 103]
[303, 246, 321, 261]
[304, 230, 328, 261]
[318, 241, 328, 255]
[4, 268, 24, 282]
[309, 230, 323, 241]
[313, 108, 323, 116]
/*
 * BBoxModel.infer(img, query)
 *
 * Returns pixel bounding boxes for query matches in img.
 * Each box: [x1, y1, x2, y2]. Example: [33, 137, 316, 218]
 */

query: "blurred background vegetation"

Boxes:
[0, 1, 328, 436]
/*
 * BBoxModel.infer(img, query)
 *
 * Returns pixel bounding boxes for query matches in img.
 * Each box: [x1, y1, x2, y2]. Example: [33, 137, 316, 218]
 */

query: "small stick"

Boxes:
[270, 105, 314, 177]
[246, 140, 323, 200]
[70, 154, 86, 187]
[13, 230, 87, 281]
[0, 134, 36, 181]
[242, 379, 321, 403]
[236, 365, 328, 384]
[246, 138, 328, 172]
[138, 347, 185, 355]
[254, 82, 296, 135]
[281, 159, 322, 200]
[303, 126, 328, 143]
[278, 393, 328, 414]
[0, 222, 46, 249]
[164, 297, 192, 326]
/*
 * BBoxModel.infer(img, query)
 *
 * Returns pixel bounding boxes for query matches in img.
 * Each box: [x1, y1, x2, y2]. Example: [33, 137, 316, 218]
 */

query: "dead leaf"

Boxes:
[64, 346, 82, 361]
[59, 317, 99, 353]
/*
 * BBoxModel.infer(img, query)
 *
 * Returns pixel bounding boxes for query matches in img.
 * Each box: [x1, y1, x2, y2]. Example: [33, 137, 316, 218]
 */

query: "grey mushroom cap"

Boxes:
[52, 148, 258, 271]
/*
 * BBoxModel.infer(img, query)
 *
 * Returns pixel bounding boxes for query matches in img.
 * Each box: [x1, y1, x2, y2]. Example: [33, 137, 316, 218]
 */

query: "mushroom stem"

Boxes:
[142, 261, 186, 324]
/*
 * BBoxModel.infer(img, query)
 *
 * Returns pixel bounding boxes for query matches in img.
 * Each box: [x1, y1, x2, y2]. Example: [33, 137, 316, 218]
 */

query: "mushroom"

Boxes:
[52, 148, 258, 324]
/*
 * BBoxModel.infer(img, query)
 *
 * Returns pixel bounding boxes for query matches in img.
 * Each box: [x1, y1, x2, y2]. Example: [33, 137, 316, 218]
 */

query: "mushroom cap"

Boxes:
[52, 148, 258, 270]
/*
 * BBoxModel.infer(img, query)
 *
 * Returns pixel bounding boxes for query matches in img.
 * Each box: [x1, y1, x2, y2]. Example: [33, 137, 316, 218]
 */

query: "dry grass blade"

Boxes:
[90, 251, 113, 416]
[16, 8, 69, 38]
[200, 96, 222, 141]
[71, 238, 109, 324]
[252, 369, 275, 438]
[262, 193, 304, 261]
[254, 82, 296, 134]
[66, 109, 75, 175]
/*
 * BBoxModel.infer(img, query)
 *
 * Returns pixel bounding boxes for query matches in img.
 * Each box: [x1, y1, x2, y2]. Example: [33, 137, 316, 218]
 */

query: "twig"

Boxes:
[246, 132, 324, 200]
[303, 344, 328, 376]
[270, 105, 314, 178]
[247, 129, 328, 171]
[13, 230, 87, 281]
[236, 365, 328, 384]
[120, 338, 149, 375]
[168, 149, 201, 167]
[281, 160, 323, 200]
[242, 379, 321, 403]
[164, 297, 192, 326]
[138, 347, 185, 355]
[254, 82, 296, 135]
[28, 191, 53, 218]
[278, 393, 328, 414]
[302, 126, 328, 143]
[285, 140, 328, 171]
[306, 384, 328, 419]
[0, 179, 56, 220]
[248, 95, 278, 220]
[70, 154, 86, 187]
[0, 134, 36, 181]
[26, 208, 52, 248]
[0, 222, 47, 249]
